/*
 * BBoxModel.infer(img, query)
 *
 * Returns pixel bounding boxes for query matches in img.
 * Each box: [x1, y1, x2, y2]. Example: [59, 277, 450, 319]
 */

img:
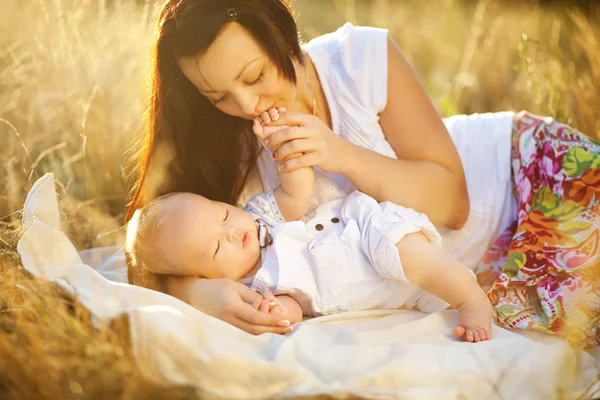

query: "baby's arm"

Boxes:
[396, 232, 493, 342]
[274, 295, 303, 326]
[274, 167, 315, 221]
[253, 108, 314, 221]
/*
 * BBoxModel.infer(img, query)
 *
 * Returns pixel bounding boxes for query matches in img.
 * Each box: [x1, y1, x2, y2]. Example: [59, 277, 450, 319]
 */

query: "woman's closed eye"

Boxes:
[246, 69, 265, 87]
[211, 70, 265, 106]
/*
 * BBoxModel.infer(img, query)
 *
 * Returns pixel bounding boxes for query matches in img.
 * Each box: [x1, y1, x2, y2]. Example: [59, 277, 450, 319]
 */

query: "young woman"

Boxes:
[126, 0, 599, 345]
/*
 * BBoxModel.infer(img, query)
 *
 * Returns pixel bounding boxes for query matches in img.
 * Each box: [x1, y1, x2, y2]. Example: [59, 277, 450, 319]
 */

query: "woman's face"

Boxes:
[179, 22, 298, 120]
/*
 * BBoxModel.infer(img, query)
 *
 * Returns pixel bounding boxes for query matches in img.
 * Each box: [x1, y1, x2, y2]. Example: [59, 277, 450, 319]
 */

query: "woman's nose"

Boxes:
[236, 91, 259, 117]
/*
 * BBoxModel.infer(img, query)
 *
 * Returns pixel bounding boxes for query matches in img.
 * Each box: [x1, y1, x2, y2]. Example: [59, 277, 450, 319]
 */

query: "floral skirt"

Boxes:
[474, 111, 600, 347]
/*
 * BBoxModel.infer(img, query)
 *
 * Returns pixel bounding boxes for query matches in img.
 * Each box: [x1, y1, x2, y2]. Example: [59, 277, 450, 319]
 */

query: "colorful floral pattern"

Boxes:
[475, 111, 600, 348]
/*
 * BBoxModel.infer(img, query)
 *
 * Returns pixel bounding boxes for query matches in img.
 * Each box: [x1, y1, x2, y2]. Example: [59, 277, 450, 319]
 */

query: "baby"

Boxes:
[126, 108, 493, 342]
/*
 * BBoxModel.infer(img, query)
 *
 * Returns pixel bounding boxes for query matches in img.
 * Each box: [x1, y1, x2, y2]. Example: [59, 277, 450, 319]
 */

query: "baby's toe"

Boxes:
[453, 326, 466, 339]
[268, 108, 279, 121]
[466, 329, 475, 342]
[472, 329, 482, 342]
[261, 111, 272, 124]
[253, 118, 264, 136]
[477, 328, 488, 341]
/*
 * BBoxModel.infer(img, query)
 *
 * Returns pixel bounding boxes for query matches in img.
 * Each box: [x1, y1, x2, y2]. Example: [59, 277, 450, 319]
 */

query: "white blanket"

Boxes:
[17, 173, 599, 399]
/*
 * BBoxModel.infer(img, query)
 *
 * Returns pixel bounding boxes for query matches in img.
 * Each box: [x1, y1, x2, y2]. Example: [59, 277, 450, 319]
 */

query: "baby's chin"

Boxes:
[241, 250, 262, 279]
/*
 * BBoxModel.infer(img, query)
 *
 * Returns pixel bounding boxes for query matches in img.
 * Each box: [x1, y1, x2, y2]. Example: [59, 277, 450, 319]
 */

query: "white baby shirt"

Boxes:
[243, 190, 450, 317]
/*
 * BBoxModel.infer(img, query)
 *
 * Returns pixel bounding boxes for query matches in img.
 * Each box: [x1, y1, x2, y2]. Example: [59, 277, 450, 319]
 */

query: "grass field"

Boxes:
[0, 0, 598, 397]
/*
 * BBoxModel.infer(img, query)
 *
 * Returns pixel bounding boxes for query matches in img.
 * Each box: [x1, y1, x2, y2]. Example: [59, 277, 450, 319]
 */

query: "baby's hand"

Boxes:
[253, 291, 287, 316]
[454, 295, 493, 343]
[253, 107, 290, 144]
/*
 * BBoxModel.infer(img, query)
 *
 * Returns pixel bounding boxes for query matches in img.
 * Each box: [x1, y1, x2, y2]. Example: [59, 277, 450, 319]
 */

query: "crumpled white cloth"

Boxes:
[17, 173, 599, 399]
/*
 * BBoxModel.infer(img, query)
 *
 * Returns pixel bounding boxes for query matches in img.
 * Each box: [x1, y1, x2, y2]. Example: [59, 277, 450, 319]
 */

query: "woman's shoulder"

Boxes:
[304, 22, 388, 58]
[304, 23, 389, 116]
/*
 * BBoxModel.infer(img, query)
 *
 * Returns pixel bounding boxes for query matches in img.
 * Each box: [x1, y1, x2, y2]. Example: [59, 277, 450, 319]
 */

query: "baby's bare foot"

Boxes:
[253, 119, 289, 141]
[454, 296, 493, 343]
[253, 107, 288, 141]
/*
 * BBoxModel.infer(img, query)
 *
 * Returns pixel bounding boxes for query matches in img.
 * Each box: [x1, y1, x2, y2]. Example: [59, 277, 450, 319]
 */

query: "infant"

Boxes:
[126, 108, 493, 342]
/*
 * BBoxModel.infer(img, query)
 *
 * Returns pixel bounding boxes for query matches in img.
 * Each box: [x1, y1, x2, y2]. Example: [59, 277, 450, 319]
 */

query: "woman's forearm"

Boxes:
[340, 142, 469, 229]
[165, 275, 199, 305]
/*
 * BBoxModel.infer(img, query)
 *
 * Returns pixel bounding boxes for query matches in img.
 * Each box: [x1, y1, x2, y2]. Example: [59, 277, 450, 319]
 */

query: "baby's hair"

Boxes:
[125, 193, 179, 292]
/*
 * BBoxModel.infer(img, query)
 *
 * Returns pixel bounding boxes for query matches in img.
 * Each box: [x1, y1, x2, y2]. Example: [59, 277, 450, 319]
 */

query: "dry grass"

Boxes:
[0, 233, 197, 399]
[0, 0, 599, 398]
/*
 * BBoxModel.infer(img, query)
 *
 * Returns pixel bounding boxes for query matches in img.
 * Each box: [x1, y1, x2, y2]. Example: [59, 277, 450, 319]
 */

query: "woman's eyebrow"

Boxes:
[234, 57, 260, 80]
[199, 58, 260, 94]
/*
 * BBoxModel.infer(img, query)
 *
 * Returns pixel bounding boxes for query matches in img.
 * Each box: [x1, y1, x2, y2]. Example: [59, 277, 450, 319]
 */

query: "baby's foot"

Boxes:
[454, 296, 493, 343]
[253, 107, 289, 143]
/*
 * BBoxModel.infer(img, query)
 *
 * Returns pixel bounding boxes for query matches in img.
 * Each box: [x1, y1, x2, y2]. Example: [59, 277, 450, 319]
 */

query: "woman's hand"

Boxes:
[256, 291, 287, 316]
[262, 111, 352, 174]
[256, 292, 302, 333]
[184, 278, 292, 335]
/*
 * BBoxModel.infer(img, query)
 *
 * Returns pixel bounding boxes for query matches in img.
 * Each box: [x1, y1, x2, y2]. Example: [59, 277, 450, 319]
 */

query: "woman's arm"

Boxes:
[339, 38, 469, 229]
[263, 38, 469, 229]
[164, 276, 292, 335]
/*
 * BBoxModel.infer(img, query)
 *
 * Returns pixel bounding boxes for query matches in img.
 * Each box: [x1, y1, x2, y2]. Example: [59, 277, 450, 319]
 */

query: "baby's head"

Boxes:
[126, 192, 261, 287]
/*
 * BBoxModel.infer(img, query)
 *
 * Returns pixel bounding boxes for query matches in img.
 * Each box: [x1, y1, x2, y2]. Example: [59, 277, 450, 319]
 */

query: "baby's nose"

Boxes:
[227, 226, 238, 241]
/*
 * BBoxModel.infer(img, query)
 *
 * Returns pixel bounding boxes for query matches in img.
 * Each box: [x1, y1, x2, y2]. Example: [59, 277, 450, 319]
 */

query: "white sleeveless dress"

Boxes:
[239, 23, 518, 270]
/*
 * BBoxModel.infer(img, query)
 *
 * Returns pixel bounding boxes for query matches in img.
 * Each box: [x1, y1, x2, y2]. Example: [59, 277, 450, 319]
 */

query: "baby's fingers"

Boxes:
[263, 291, 287, 316]
[269, 304, 283, 316]
[259, 299, 270, 314]
[250, 296, 263, 311]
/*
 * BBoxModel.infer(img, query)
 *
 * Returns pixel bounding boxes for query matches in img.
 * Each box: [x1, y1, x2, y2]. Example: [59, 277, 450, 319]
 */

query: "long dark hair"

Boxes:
[126, 0, 303, 221]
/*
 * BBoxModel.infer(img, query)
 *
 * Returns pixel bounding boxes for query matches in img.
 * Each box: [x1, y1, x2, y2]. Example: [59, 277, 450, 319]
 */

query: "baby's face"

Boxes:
[155, 193, 261, 281]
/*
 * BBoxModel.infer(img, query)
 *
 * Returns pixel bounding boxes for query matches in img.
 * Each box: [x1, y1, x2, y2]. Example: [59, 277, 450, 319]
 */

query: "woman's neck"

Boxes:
[292, 53, 332, 129]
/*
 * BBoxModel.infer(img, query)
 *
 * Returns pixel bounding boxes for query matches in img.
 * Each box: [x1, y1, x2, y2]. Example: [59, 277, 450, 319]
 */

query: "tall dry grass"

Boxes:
[0, 0, 599, 398]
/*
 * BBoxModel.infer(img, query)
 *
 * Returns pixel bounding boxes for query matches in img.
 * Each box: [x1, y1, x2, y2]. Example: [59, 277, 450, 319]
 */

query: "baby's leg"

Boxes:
[396, 232, 493, 342]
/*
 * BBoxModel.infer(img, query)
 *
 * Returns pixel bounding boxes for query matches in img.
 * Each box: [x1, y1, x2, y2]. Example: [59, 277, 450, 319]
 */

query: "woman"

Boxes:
[126, 0, 599, 345]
